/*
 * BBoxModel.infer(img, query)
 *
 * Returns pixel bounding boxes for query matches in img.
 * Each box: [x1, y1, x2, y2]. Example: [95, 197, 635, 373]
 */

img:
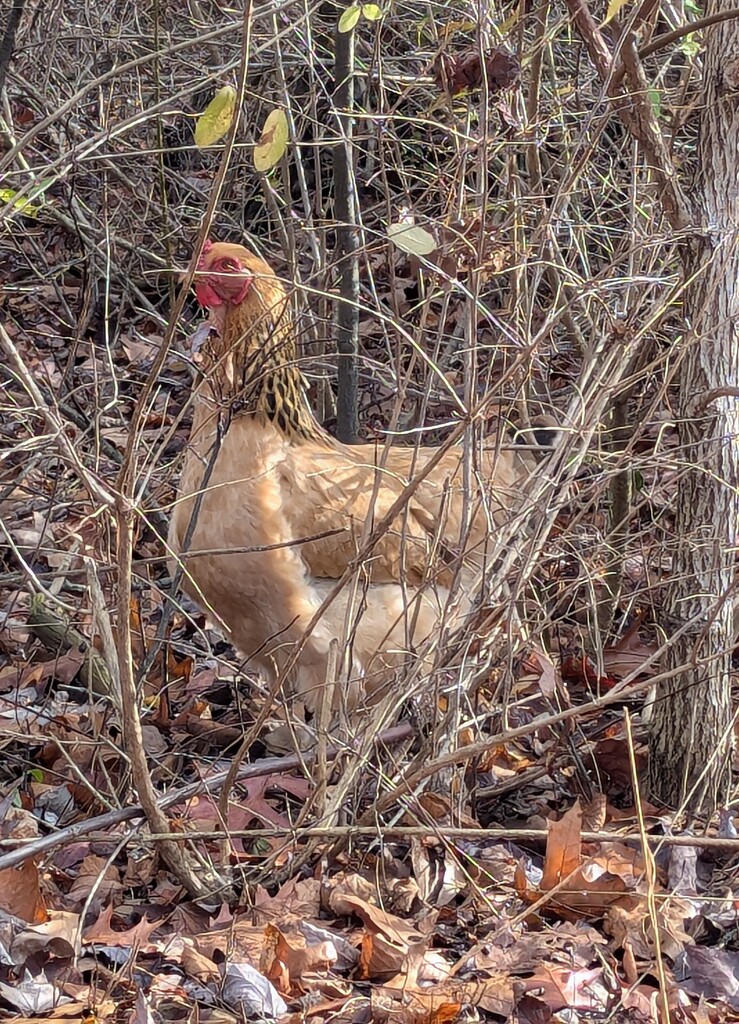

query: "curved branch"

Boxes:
[639, 8, 739, 61]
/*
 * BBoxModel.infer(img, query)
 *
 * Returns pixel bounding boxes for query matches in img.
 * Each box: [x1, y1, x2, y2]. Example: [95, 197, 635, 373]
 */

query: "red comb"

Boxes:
[197, 239, 214, 269]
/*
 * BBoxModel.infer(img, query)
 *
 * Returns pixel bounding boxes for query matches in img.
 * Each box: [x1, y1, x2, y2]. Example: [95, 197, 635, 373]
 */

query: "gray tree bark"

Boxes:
[333, 15, 360, 445]
[648, 7, 739, 815]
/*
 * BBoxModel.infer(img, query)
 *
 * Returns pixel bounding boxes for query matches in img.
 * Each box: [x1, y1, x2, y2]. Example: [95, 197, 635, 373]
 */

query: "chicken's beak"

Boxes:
[180, 241, 212, 287]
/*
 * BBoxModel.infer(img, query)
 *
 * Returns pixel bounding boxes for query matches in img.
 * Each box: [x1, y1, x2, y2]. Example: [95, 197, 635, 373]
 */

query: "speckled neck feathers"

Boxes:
[207, 267, 329, 444]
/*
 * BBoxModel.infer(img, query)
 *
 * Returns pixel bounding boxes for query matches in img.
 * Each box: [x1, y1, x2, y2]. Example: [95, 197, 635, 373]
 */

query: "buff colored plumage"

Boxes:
[169, 242, 544, 709]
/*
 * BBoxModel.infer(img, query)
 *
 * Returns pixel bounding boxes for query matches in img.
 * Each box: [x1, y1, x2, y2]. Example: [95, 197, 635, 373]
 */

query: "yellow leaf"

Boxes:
[253, 109, 289, 172]
[361, 3, 382, 20]
[440, 19, 478, 39]
[387, 222, 437, 257]
[338, 4, 361, 32]
[194, 86, 237, 148]
[602, 0, 630, 24]
[0, 189, 41, 217]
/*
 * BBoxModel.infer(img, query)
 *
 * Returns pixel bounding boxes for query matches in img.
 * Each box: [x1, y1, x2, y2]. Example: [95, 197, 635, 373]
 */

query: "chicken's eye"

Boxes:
[221, 258, 237, 272]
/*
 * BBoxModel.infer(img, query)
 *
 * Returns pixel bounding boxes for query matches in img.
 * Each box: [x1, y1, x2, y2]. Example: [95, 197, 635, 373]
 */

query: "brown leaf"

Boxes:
[9, 910, 78, 960]
[82, 904, 160, 948]
[432, 47, 520, 97]
[262, 922, 338, 993]
[522, 965, 610, 1012]
[121, 334, 160, 366]
[515, 994, 553, 1024]
[336, 894, 432, 981]
[530, 646, 559, 697]
[540, 803, 582, 890]
[523, 807, 644, 918]
[359, 929, 407, 981]
[0, 857, 47, 923]
[326, 872, 384, 915]
[603, 631, 657, 679]
[336, 893, 430, 950]
[676, 945, 739, 1007]
[605, 894, 693, 960]
[373, 985, 473, 1023]
[460, 922, 606, 976]
[254, 877, 322, 924]
[195, 917, 265, 965]
[581, 792, 607, 831]
[66, 855, 121, 911]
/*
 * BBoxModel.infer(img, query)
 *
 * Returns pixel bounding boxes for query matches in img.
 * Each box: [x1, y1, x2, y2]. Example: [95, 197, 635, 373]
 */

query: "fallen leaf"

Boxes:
[603, 630, 657, 679]
[432, 48, 520, 97]
[0, 858, 47, 924]
[262, 922, 338, 993]
[10, 911, 78, 961]
[606, 895, 693, 960]
[82, 904, 160, 948]
[129, 989, 156, 1024]
[523, 965, 611, 1012]
[540, 802, 582, 891]
[181, 941, 220, 982]
[0, 972, 73, 1013]
[676, 945, 739, 1007]
[221, 961, 288, 1017]
[254, 877, 322, 923]
[66, 855, 121, 911]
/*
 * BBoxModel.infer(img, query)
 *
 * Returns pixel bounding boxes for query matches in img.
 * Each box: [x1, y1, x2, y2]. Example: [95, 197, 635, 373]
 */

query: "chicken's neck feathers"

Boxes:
[213, 283, 334, 446]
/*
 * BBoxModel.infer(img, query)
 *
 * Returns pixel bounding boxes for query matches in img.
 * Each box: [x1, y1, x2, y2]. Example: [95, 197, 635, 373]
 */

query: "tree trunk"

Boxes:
[648, 9, 739, 816]
[333, 13, 360, 445]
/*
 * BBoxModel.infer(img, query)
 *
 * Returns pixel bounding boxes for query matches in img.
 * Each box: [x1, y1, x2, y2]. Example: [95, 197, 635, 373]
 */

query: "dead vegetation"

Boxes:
[2, 0, 739, 1020]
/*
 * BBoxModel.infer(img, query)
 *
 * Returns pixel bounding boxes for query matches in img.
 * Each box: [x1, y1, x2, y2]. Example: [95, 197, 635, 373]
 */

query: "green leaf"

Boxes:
[602, 0, 629, 24]
[194, 86, 237, 148]
[253, 109, 289, 172]
[361, 3, 382, 20]
[338, 4, 361, 32]
[387, 222, 437, 257]
[648, 88, 661, 118]
[28, 178, 54, 202]
[0, 188, 42, 216]
[679, 32, 700, 57]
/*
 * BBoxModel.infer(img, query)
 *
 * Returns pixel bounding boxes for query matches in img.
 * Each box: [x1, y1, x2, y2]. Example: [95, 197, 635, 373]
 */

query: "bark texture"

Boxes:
[648, 7, 739, 815]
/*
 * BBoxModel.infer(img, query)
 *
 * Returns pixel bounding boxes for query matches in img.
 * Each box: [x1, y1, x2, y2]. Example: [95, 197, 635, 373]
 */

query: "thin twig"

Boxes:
[0, 724, 415, 872]
[638, 7, 739, 62]
[111, 0, 255, 901]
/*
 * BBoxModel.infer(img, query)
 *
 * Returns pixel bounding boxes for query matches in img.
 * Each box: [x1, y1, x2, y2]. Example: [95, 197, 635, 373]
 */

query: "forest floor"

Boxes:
[3, 1, 739, 1021]
[2, 234, 739, 1024]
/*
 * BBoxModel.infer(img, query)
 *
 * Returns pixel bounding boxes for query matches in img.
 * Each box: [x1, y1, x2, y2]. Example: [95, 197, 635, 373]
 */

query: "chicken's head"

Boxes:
[195, 241, 254, 308]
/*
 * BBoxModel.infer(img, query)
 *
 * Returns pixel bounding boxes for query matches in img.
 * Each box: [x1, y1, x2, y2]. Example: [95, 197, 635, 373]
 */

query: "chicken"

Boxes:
[169, 241, 549, 709]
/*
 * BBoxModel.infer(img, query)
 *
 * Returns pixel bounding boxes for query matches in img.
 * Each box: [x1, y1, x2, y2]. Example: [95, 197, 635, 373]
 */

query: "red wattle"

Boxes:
[195, 280, 224, 307]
